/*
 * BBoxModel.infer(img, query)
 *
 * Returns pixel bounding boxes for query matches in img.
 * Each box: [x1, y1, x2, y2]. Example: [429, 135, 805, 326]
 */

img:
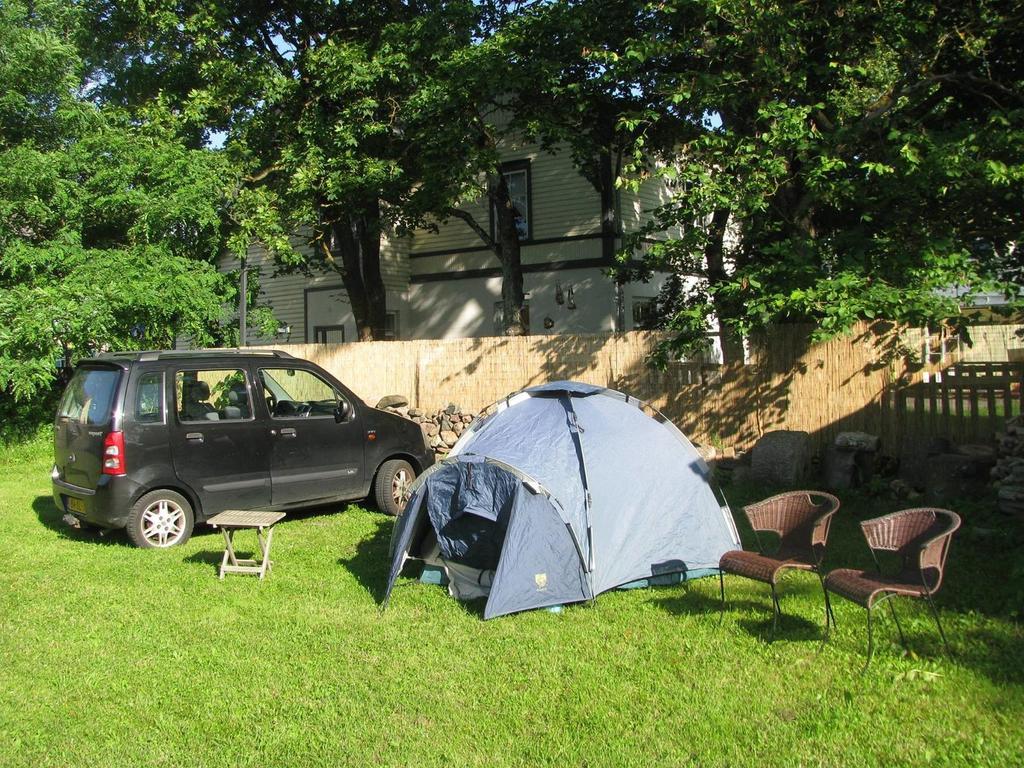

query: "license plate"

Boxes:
[67, 497, 86, 515]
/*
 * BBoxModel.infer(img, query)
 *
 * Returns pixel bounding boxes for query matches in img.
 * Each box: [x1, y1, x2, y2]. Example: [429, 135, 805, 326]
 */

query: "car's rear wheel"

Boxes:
[374, 459, 415, 516]
[127, 490, 195, 548]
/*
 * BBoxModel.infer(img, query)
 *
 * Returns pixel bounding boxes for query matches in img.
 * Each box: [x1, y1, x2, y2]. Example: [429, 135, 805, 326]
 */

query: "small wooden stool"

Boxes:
[207, 510, 286, 580]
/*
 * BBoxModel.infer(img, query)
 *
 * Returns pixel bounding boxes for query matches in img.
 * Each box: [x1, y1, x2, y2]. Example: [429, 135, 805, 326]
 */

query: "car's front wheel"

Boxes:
[374, 459, 415, 516]
[126, 490, 195, 548]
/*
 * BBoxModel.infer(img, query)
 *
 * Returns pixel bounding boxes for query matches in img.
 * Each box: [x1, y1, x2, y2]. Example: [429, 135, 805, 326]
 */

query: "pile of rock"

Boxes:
[923, 441, 995, 502]
[992, 416, 1024, 520]
[750, 430, 812, 486]
[376, 396, 476, 453]
[823, 431, 880, 490]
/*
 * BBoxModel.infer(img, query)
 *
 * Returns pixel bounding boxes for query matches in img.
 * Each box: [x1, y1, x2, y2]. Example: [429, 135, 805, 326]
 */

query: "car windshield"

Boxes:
[57, 367, 121, 426]
[259, 367, 342, 419]
[259, 369, 293, 402]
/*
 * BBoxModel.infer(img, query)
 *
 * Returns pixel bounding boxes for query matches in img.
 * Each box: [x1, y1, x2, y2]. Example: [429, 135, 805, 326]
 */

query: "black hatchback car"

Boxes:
[53, 350, 434, 548]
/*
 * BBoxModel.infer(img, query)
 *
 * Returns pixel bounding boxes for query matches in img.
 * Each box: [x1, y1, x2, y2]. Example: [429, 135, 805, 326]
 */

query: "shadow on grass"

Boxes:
[34, 494, 224, 548]
[653, 590, 760, 617]
[649, 581, 730, 616]
[182, 549, 224, 575]
[456, 597, 488, 619]
[736, 613, 824, 643]
[31, 495, 126, 547]
[825, 601, 1024, 684]
[652, 583, 826, 641]
[338, 516, 393, 602]
[953, 626, 1024, 685]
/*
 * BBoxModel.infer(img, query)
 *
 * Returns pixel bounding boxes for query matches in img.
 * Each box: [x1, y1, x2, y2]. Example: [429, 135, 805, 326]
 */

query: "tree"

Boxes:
[402, 5, 536, 336]
[618, 0, 1023, 363]
[86, 1, 483, 341]
[87, 1, 649, 339]
[496, 1, 686, 329]
[409, 1, 677, 336]
[0, 0, 235, 400]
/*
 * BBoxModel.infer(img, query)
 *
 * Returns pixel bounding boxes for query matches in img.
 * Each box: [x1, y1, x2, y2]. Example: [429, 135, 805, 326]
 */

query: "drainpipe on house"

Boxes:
[614, 279, 625, 333]
[609, 186, 626, 333]
[238, 255, 247, 347]
[598, 149, 627, 332]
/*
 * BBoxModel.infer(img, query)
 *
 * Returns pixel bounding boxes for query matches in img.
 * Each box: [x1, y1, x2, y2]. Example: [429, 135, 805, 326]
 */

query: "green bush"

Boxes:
[0, 384, 59, 463]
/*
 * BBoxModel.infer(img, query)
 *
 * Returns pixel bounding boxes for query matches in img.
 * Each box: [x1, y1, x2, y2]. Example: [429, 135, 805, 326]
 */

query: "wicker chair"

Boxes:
[824, 508, 960, 668]
[718, 491, 841, 638]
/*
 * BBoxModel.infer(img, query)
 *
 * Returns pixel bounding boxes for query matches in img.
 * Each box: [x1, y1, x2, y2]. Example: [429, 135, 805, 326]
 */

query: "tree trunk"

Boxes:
[704, 207, 745, 364]
[358, 200, 388, 340]
[597, 148, 620, 263]
[596, 148, 626, 330]
[488, 172, 527, 335]
[328, 201, 388, 341]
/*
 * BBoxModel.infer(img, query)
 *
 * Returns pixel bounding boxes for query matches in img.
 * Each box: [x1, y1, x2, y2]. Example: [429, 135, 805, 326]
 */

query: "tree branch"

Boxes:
[863, 72, 1023, 126]
[254, 25, 292, 72]
[811, 109, 835, 133]
[319, 239, 337, 268]
[245, 164, 283, 183]
[450, 209, 498, 253]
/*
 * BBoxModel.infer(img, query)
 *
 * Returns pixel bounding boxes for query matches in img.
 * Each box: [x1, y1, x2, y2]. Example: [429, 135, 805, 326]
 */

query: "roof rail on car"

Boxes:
[95, 351, 153, 359]
[130, 349, 295, 361]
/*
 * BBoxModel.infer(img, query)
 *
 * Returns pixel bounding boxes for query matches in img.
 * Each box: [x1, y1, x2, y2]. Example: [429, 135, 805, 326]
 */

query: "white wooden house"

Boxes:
[225, 140, 679, 345]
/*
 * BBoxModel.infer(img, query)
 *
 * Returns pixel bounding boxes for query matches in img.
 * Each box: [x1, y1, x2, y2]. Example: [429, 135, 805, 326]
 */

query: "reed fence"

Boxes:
[256, 321, 1024, 460]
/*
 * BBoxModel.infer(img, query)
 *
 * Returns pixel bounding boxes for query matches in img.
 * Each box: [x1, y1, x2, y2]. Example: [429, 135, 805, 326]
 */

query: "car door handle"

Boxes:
[185, 432, 204, 443]
[278, 428, 297, 438]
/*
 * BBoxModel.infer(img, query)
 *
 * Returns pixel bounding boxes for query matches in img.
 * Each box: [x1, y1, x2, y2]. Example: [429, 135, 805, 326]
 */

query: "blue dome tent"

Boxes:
[383, 381, 740, 619]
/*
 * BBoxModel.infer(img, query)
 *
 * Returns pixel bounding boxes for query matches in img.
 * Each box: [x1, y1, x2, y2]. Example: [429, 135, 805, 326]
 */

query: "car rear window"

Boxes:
[134, 371, 164, 423]
[57, 367, 121, 426]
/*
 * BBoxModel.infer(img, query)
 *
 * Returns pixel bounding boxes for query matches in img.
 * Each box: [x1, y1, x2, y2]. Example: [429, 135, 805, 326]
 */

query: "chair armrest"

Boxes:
[917, 511, 961, 589]
[809, 495, 842, 561]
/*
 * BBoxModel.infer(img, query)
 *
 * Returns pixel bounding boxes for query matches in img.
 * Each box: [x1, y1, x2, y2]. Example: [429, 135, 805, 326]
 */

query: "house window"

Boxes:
[314, 325, 346, 343]
[493, 300, 530, 335]
[491, 160, 531, 242]
[632, 297, 659, 330]
[314, 313, 397, 342]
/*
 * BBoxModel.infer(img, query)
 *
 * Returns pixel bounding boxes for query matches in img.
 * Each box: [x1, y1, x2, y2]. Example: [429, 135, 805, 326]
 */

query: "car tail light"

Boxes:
[102, 431, 126, 476]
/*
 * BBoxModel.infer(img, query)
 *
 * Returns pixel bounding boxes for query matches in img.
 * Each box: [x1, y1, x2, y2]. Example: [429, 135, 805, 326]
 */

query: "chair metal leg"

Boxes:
[822, 586, 835, 639]
[863, 604, 875, 673]
[769, 583, 781, 641]
[925, 592, 954, 660]
[819, 575, 837, 632]
[718, 571, 726, 623]
[887, 597, 907, 650]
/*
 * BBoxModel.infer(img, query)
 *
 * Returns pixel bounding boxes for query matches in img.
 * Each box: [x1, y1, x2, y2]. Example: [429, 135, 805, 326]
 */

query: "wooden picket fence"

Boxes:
[886, 362, 1024, 448]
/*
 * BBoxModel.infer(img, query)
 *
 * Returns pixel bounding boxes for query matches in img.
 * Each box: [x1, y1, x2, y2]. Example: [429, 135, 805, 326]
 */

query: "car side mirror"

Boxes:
[334, 401, 350, 423]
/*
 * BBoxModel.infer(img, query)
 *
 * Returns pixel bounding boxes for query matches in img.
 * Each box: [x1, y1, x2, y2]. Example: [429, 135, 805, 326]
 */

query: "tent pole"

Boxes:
[563, 395, 595, 572]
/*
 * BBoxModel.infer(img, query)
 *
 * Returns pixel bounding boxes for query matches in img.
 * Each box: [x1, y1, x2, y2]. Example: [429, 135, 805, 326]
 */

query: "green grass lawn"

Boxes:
[2, 451, 1022, 767]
